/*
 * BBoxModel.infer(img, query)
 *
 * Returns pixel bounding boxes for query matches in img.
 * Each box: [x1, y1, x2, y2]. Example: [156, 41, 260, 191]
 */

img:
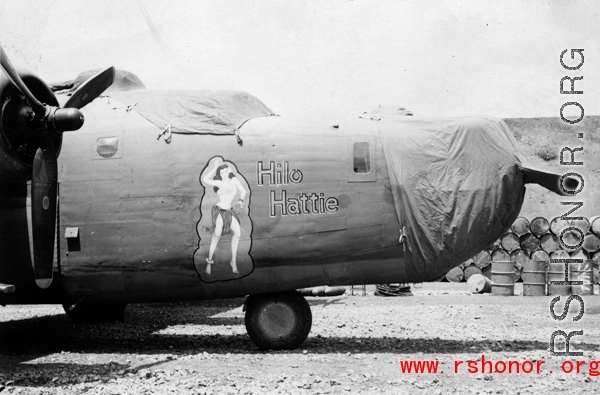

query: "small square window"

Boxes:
[348, 137, 376, 182]
[96, 137, 119, 158]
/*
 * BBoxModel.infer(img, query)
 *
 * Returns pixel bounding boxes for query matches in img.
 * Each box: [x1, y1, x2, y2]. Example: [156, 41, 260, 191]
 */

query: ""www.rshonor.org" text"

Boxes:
[399, 355, 600, 376]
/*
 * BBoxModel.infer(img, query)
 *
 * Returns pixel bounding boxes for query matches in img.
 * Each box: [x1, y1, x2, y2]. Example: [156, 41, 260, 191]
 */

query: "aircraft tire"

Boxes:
[244, 291, 312, 350]
[62, 303, 127, 323]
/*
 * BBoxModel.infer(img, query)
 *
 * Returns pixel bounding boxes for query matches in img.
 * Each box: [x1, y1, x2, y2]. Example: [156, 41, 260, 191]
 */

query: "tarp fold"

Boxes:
[377, 116, 527, 281]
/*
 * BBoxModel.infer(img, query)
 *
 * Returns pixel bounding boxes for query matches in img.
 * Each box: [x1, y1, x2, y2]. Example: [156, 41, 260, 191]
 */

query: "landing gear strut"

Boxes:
[244, 291, 312, 350]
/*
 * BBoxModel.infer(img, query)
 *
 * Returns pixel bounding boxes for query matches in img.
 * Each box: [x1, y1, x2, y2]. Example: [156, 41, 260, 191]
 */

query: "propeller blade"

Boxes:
[31, 142, 58, 289]
[0, 46, 47, 116]
[64, 66, 115, 109]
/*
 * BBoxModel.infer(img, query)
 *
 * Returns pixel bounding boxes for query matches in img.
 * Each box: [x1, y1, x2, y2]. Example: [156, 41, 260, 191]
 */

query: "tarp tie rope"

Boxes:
[399, 226, 407, 244]
[235, 129, 243, 146]
[399, 226, 408, 253]
[112, 102, 138, 112]
[157, 124, 172, 143]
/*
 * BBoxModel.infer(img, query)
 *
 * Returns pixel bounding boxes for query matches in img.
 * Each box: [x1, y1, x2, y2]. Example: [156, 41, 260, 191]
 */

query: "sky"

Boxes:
[1, 0, 599, 119]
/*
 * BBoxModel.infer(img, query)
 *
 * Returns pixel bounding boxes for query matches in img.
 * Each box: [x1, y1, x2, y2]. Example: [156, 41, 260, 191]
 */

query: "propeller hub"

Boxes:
[48, 107, 85, 132]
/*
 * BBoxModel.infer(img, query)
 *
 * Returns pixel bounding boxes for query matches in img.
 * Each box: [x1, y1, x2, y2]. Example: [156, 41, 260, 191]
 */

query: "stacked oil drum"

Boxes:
[444, 216, 600, 295]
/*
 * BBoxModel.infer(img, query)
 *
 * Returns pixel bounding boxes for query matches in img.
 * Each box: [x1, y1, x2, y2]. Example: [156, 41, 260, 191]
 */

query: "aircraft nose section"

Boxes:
[377, 116, 526, 281]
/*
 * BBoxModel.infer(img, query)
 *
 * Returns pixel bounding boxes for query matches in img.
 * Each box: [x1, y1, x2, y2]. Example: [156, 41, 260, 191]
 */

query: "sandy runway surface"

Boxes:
[1, 283, 599, 394]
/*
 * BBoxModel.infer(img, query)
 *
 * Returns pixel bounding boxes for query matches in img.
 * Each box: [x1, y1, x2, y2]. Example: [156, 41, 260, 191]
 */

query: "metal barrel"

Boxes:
[547, 260, 571, 296]
[590, 215, 600, 236]
[570, 260, 594, 295]
[491, 261, 515, 296]
[522, 260, 547, 296]
[463, 264, 482, 281]
[530, 217, 550, 237]
[445, 266, 464, 283]
[467, 273, 492, 294]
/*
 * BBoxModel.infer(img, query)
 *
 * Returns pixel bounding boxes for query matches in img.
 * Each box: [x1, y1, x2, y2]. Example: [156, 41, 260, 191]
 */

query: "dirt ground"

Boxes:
[1, 283, 599, 395]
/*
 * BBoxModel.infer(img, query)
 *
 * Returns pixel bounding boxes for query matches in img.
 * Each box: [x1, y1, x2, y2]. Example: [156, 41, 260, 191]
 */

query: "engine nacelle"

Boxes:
[0, 69, 62, 183]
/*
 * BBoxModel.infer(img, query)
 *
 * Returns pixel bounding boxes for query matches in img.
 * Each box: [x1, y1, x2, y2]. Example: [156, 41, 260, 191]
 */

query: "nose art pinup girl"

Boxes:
[202, 160, 246, 275]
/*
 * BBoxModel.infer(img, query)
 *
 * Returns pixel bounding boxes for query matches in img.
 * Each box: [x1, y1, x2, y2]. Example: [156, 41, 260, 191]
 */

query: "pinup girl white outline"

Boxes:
[201, 159, 246, 275]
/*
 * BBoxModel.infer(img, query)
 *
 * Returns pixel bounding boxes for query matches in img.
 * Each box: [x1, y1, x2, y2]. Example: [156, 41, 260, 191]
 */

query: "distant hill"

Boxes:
[503, 116, 600, 220]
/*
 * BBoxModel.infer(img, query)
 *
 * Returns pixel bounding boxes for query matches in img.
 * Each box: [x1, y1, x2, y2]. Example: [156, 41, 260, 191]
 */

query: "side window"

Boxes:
[93, 131, 124, 160]
[96, 137, 119, 158]
[348, 137, 376, 182]
[353, 142, 371, 174]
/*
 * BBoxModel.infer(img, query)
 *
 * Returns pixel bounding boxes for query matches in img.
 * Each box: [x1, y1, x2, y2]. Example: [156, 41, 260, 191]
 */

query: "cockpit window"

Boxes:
[353, 142, 371, 174]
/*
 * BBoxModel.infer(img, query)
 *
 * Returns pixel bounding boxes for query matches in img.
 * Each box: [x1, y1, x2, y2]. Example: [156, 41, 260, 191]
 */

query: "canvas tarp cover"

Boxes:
[52, 69, 275, 135]
[109, 90, 276, 135]
[377, 116, 526, 281]
[51, 69, 147, 92]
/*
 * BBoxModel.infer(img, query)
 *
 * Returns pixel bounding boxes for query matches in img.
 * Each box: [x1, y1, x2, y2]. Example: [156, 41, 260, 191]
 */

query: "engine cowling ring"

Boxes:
[0, 69, 62, 183]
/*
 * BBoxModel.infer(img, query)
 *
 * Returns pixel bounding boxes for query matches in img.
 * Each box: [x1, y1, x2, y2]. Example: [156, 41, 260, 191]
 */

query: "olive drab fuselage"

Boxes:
[0, 100, 408, 306]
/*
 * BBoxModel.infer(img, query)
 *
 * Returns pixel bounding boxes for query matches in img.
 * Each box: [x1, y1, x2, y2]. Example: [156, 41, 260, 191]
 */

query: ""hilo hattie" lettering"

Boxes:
[257, 161, 303, 186]
[256, 161, 339, 217]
